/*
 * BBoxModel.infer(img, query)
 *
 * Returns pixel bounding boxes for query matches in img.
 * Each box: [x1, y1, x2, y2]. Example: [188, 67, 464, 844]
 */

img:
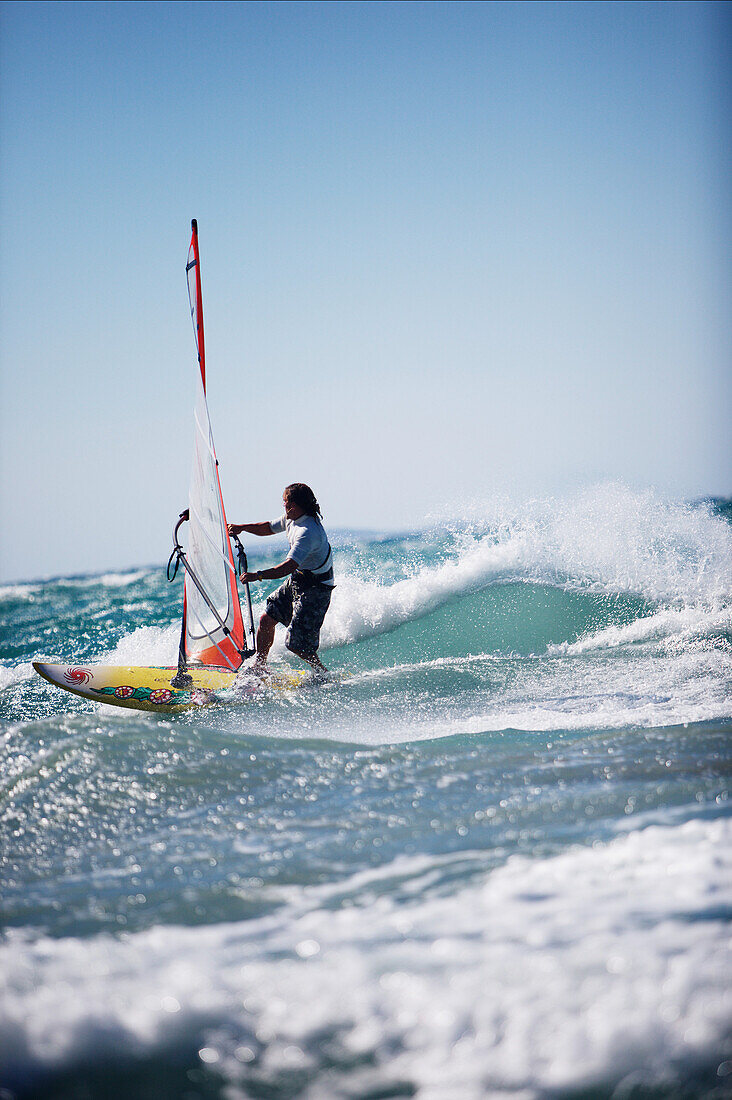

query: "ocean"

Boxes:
[1, 483, 730, 1099]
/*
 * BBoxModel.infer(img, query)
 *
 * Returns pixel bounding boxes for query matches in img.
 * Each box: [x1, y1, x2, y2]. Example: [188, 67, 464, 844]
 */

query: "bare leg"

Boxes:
[255, 612, 276, 667]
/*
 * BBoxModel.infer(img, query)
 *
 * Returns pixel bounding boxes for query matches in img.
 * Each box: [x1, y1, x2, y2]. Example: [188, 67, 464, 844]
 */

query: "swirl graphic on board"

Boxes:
[64, 667, 92, 685]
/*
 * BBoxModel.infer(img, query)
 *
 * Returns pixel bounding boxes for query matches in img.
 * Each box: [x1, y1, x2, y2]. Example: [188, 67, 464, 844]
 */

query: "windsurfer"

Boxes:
[228, 483, 334, 674]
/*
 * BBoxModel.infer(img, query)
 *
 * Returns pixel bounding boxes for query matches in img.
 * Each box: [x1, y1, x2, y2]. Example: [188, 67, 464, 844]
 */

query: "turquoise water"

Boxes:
[1, 484, 730, 1099]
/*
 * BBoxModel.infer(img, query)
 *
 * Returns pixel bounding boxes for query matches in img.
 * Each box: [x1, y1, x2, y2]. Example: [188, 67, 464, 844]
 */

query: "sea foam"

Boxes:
[103, 621, 181, 667]
[1, 817, 728, 1097]
[0, 662, 35, 692]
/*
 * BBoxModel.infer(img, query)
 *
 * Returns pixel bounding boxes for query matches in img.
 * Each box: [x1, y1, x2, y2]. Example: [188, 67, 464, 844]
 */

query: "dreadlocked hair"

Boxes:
[284, 483, 322, 520]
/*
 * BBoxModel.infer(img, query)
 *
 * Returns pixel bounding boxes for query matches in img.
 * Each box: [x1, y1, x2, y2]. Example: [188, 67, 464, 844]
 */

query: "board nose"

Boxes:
[33, 661, 58, 685]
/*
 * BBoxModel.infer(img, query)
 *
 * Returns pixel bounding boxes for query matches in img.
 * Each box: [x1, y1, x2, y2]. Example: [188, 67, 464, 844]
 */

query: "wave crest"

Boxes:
[322, 485, 732, 651]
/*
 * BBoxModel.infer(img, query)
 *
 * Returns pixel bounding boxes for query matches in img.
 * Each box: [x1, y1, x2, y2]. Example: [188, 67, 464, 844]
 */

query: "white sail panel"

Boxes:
[181, 220, 246, 670]
[185, 371, 237, 662]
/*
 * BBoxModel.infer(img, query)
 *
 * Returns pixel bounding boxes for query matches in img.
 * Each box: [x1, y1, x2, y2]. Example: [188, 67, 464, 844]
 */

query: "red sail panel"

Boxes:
[187, 220, 206, 391]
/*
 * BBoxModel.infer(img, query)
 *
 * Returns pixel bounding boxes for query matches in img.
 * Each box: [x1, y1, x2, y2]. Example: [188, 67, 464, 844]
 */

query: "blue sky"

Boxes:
[1, 0, 729, 582]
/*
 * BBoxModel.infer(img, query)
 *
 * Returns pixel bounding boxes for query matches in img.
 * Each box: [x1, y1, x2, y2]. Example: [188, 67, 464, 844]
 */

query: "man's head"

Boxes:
[283, 483, 322, 521]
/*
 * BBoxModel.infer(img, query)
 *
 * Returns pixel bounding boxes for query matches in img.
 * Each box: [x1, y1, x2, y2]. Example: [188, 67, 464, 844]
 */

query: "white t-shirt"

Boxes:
[270, 514, 334, 586]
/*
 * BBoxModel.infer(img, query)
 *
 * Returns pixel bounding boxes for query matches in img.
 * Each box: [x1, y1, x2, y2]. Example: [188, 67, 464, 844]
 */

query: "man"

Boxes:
[228, 483, 334, 674]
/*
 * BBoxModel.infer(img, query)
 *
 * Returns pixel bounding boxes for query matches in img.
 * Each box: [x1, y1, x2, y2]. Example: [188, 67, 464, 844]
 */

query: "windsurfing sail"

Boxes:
[179, 220, 249, 670]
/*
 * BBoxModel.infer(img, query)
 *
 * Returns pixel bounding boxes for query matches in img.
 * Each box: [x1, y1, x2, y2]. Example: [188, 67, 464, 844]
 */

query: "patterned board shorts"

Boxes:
[265, 576, 333, 658]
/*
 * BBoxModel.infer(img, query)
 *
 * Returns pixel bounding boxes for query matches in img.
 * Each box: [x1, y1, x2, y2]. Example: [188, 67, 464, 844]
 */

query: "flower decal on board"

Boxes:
[64, 667, 92, 685]
[93, 684, 192, 706]
[149, 689, 173, 705]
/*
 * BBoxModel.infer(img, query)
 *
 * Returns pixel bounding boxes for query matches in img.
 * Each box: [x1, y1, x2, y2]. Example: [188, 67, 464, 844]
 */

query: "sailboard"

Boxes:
[33, 221, 304, 712]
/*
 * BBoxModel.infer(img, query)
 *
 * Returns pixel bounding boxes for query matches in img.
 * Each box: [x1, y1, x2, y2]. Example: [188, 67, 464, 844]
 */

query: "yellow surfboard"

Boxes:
[33, 662, 308, 713]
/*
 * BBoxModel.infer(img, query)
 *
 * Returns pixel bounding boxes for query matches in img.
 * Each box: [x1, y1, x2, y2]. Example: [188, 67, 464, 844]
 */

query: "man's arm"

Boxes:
[241, 558, 298, 584]
[228, 522, 273, 537]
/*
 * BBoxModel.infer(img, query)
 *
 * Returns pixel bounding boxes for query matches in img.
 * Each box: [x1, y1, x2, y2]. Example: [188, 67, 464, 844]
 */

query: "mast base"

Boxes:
[170, 671, 194, 687]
